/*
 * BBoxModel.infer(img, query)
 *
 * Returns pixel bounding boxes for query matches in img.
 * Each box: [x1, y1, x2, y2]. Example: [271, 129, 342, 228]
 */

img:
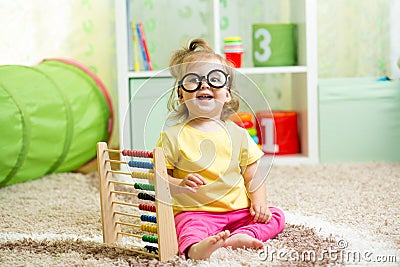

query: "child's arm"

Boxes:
[167, 169, 206, 194]
[242, 161, 272, 223]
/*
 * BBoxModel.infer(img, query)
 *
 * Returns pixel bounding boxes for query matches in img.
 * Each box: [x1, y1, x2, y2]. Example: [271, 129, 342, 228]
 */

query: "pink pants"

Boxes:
[174, 207, 285, 255]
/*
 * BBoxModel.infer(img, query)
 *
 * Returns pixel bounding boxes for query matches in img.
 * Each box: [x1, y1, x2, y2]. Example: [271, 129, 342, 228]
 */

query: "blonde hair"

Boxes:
[167, 38, 239, 123]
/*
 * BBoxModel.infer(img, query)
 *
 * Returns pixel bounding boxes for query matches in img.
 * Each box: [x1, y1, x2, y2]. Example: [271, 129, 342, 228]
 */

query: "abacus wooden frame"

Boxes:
[96, 142, 178, 261]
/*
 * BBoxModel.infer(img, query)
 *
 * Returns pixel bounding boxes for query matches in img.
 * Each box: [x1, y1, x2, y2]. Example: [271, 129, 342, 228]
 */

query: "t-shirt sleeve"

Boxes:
[155, 131, 176, 170]
[239, 129, 264, 167]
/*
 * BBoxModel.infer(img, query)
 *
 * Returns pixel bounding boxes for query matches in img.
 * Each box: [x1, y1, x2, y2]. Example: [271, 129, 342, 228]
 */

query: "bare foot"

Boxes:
[224, 233, 264, 250]
[187, 230, 230, 260]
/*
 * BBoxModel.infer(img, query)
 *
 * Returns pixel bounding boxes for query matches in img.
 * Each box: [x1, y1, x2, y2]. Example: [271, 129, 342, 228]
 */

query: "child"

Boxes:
[156, 38, 285, 260]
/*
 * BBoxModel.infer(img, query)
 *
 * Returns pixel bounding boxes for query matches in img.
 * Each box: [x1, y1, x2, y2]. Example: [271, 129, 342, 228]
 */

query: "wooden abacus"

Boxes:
[96, 142, 178, 261]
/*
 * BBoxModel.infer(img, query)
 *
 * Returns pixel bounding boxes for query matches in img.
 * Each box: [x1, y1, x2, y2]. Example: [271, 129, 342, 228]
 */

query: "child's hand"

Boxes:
[179, 173, 206, 192]
[250, 203, 272, 223]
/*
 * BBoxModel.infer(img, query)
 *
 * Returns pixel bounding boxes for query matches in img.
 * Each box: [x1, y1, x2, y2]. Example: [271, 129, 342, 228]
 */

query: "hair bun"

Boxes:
[187, 38, 212, 52]
[189, 41, 198, 51]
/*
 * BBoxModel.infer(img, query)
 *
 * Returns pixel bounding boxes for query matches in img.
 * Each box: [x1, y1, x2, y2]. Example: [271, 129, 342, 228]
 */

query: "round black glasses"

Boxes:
[178, 69, 230, 93]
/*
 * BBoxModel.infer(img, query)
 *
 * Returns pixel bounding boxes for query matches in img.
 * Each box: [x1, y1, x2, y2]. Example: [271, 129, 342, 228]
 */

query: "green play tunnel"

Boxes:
[0, 59, 113, 187]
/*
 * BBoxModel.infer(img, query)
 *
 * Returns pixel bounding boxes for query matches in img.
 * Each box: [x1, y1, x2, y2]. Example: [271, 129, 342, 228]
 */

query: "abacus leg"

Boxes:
[97, 142, 121, 244]
[153, 147, 179, 261]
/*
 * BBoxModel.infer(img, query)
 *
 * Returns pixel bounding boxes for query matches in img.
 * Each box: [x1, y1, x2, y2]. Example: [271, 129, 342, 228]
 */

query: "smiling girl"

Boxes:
[156, 38, 285, 260]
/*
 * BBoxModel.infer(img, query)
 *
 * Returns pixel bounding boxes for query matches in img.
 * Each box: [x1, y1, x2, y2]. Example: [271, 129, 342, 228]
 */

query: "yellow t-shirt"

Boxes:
[156, 120, 264, 214]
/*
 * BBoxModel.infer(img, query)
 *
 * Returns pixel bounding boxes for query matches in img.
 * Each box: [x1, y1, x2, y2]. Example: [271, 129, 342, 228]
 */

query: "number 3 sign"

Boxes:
[254, 28, 272, 63]
[252, 24, 296, 67]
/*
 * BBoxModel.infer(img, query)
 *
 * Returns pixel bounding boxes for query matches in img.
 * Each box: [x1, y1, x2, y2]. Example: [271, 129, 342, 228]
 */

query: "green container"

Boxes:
[0, 59, 113, 187]
[252, 23, 296, 66]
[319, 78, 400, 163]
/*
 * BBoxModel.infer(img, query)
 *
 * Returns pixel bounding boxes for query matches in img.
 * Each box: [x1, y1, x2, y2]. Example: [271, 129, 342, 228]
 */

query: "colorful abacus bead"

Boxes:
[138, 203, 156, 212]
[130, 171, 154, 180]
[128, 160, 154, 169]
[140, 214, 157, 223]
[138, 192, 155, 201]
[145, 245, 158, 254]
[141, 224, 158, 234]
[122, 149, 153, 158]
[142, 234, 158, 243]
[134, 183, 155, 191]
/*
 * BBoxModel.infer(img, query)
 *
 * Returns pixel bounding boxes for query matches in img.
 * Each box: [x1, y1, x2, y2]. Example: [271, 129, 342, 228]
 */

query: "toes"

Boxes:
[254, 240, 264, 249]
[223, 230, 230, 238]
[217, 230, 230, 239]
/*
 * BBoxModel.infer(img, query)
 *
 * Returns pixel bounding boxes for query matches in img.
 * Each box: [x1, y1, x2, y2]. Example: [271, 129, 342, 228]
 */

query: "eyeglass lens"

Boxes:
[180, 69, 228, 92]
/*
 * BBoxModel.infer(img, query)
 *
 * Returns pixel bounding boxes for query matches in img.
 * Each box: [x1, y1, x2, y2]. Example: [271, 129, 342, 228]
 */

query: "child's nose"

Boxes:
[200, 78, 210, 89]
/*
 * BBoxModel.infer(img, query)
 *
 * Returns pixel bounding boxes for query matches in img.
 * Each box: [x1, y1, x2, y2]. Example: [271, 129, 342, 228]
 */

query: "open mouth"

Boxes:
[197, 95, 213, 100]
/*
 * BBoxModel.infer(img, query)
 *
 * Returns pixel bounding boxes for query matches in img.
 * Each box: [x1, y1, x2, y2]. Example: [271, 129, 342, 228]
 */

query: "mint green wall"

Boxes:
[129, 0, 214, 71]
[317, 0, 391, 78]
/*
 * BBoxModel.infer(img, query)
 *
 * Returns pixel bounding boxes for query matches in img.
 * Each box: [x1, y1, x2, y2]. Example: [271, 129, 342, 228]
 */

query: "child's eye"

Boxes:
[210, 77, 221, 83]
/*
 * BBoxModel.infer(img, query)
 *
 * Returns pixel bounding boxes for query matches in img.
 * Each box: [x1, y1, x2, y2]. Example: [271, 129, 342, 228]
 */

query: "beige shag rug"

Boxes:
[0, 162, 399, 266]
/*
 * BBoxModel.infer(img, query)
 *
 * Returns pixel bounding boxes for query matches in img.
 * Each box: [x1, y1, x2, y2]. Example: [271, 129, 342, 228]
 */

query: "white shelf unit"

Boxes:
[115, 0, 318, 165]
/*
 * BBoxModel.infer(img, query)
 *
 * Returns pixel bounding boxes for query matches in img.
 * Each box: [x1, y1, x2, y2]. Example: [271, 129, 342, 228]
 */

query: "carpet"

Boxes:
[0, 162, 399, 266]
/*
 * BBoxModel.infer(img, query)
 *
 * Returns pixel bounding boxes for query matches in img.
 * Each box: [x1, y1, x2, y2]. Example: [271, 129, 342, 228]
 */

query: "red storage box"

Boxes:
[256, 111, 299, 155]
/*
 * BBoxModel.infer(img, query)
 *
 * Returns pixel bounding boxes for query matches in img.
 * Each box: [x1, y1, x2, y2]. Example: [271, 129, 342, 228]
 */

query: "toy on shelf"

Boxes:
[131, 21, 152, 71]
[230, 112, 261, 149]
[223, 36, 244, 68]
[252, 24, 297, 67]
[255, 110, 299, 155]
[96, 142, 178, 262]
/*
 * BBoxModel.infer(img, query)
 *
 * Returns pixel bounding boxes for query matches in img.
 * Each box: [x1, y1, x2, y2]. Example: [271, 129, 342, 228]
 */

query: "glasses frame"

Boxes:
[178, 69, 230, 93]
